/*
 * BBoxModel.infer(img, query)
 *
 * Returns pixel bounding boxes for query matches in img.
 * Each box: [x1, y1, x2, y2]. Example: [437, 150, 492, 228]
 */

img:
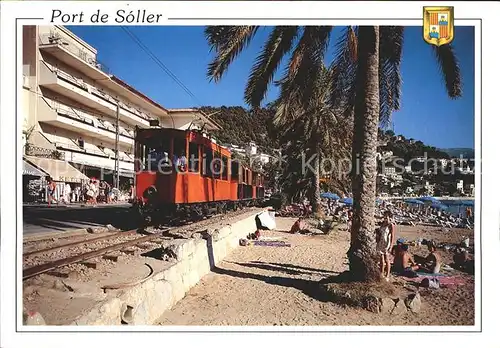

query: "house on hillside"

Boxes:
[383, 166, 396, 176]
[465, 184, 475, 196]
[246, 142, 257, 156]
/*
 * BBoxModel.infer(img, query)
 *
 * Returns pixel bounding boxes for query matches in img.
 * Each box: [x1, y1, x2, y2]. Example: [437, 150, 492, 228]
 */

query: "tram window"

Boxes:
[231, 160, 239, 179]
[213, 151, 222, 179]
[188, 142, 199, 172]
[221, 155, 228, 180]
[202, 146, 213, 177]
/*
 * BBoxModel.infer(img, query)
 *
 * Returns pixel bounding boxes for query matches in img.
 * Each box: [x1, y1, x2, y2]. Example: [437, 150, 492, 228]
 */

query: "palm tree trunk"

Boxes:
[311, 146, 322, 214]
[348, 26, 381, 282]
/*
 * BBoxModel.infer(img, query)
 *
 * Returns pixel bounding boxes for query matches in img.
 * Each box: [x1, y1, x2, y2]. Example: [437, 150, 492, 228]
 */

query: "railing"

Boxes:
[25, 144, 64, 160]
[43, 97, 134, 139]
[55, 142, 134, 163]
[42, 59, 153, 124]
[23, 75, 30, 88]
[43, 97, 94, 126]
[94, 88, 151, 122]
[38, 32, 111, 74]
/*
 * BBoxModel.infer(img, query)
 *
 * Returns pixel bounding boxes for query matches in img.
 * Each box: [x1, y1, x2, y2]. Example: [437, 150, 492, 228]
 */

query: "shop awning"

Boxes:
[23, 160, 47, 177]
[24, 156, 89, 183]
[119, 171, 134, 178]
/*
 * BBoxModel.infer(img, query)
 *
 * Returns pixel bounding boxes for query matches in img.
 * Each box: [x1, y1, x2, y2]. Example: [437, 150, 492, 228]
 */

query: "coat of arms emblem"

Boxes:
[423, 6, 454, 46]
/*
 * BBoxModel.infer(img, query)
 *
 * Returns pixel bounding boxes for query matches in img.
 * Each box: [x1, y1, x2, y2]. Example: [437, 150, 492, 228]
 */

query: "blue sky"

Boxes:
[67, 25, 475, 149]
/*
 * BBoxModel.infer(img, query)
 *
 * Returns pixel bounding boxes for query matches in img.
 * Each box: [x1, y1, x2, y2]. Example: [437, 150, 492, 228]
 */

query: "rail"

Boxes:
[23, 233, 160, 280]
[23, 230, 137, 258]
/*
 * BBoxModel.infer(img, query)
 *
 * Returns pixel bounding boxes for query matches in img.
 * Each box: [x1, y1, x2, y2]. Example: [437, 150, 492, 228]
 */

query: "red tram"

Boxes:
[133, 127, 266, 224]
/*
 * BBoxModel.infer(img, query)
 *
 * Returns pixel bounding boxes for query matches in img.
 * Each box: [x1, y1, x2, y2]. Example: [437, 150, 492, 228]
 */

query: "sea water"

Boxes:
[439, 199, 474, 217]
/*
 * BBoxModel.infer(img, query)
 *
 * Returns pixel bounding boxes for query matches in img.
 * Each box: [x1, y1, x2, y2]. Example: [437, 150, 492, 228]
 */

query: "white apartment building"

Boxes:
[22, 25, 219, 190]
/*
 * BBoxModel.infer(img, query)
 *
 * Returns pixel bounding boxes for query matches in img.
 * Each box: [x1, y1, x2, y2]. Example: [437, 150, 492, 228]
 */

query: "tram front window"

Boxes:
[142, 146, 170, 172]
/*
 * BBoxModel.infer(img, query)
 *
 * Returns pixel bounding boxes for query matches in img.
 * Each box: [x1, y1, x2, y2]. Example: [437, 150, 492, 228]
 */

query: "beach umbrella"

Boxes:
[419, 196, 440, 203]
[320, 192, 340, 200]
[340, 197, 353, 205]
[431, 202, 448, 211]
[404, 199, 425, 205]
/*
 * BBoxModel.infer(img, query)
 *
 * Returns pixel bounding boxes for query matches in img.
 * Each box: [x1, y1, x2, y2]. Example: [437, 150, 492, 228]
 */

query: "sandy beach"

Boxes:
[158, 217, 474, 326]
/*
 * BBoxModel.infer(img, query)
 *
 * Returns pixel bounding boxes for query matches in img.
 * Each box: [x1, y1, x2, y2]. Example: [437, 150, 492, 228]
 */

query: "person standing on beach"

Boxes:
[466, 207, 472, 224]
[376, 210, 396, 281]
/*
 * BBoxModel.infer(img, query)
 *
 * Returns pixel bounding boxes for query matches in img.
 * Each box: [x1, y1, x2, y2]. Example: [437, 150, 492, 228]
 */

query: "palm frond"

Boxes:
[378, 26, 404, 128]
[205, 26, 259, 82]
[329, 26, 358, 116]
[280, 26, 333, 109]
[433, 44, 463, 98]
[244, 26, 300, 107]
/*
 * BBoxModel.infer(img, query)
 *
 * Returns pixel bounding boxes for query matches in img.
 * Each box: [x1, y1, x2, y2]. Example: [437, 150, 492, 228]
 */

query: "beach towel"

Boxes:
[259, 236, 283, 241]
[251, 240, 291, 247]
[398, 274, 466, 287]
[416, 272, 446, 277]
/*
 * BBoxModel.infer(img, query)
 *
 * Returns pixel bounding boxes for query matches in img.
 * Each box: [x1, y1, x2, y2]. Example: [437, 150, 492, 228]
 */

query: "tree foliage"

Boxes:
[200, 106, 279, 155]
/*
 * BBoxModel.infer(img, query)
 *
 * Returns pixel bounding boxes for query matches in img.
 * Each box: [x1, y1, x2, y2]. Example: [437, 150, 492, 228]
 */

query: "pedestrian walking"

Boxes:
[75, 185, 81, 203]
[63, 182, 71, 204]
[47, 179, 56, 207]
[87, 179, 97, 206]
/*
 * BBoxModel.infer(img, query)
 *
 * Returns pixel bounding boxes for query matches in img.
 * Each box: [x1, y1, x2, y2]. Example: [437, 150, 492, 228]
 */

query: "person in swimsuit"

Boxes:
[392, 238, 406, 272]
[290, 217, 306, 234]
[419, 240, 442, 274]
[376, 210, 396, 281]
[400, 244, 420, 277]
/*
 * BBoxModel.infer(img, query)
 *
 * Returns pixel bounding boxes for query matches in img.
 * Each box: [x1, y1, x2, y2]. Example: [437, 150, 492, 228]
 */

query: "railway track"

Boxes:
[23, 230, 138, 258]
[22, 232, 163, 280]
[22, 207, 261, 281]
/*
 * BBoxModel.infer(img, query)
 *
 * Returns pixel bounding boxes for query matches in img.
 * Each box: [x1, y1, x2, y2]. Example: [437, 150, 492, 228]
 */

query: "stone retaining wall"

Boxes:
[70, 211, 262, 325]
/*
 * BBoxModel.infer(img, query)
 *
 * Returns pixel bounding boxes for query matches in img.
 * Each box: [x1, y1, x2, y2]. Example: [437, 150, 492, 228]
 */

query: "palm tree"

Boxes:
[205, 25, 462, 281]
[274, 64, 352, 214]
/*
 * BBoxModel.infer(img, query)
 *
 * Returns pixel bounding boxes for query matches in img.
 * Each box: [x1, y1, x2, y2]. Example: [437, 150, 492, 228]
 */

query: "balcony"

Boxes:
[38, 61, 151, 127]
[38, 33, 110, 80]
[61, 149, 134, 173]
[48, 137, 134, 173]
[38, 97, 134, 147]
[23, 75, 30, 89]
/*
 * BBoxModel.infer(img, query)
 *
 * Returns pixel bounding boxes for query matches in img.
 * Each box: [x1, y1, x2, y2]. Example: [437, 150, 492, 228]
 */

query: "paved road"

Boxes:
[23, 203, 138, 236]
